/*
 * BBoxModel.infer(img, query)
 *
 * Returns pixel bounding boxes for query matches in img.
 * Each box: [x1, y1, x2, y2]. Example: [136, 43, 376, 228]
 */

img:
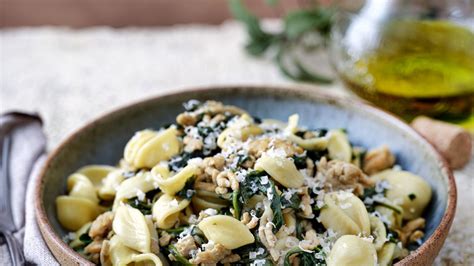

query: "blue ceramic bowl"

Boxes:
[35, 85, 456, 265]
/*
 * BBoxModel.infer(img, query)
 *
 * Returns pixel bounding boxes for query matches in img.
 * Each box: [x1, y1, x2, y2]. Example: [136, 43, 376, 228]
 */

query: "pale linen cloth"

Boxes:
[0, 21, 472, 265]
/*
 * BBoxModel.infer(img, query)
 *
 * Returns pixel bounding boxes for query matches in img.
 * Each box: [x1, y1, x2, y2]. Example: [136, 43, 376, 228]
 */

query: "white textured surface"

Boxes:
[0, 22, 472, 265]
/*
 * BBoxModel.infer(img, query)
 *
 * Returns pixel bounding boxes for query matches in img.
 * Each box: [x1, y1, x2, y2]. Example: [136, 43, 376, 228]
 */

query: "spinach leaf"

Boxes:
[169, 150, 205, 172]
[284, 246, 326, 266]
[269, 181, 284, 232]
[238, 170, 268, 204]
[232, 242, 268, 264]
[176, 178, 196, 200]
[79, 233, 92, 245]
[292, 154, 307, 169]
[127, 197, 152, 215]
[237, 170, 283, 232]
[280, 189, 301, 210]
[233, 189, 241, 219]
[168, 244, 193, 266]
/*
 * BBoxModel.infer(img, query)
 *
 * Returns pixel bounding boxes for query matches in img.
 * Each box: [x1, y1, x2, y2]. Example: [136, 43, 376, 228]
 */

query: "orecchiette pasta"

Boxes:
[108, 235, 162, 266]
[112, 205, 151, 253]
[69, 222, 92, 249]
[373, 170, 432, 219]
[112, 172, 159, 210]
[319, 191, 371, 236]
[217, 114, 263, 148]
[67, 173, 100, 203]
[56, 100, 432, 265]
[370, 215, 388, 250]
[326, 235, 377, 266]
[284, 114, 328, 150]
[151, 164, 198, 195]
[56, 196, 101, 231]
[99, 170, 125, 200]
[191, 190, 229, 212]
[255, 154, 304, 188]
[152, 194, 190, 229]
[77, 165, 117, 189]
[124, 127, 181, 169]
[198, 215, 255, 249]
[327, 129, 352, 162]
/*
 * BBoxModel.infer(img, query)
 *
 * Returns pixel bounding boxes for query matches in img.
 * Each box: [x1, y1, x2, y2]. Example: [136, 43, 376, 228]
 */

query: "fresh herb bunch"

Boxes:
[229, 0, 334, 83]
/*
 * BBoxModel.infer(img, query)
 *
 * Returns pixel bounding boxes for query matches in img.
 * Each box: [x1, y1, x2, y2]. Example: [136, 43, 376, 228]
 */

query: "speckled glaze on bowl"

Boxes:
[35, 85, 456, 266]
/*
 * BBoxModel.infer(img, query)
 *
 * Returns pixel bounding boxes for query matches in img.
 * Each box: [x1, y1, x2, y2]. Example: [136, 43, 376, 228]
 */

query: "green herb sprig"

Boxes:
[229, 0, 334, 83]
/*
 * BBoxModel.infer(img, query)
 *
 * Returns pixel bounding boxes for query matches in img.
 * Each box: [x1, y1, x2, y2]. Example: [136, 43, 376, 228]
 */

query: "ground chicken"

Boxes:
[300, 229, 320, 250]
[241, 212, 259, 229]
[159, 232, 172, 247]
[398, 218, 426, 245]
[363, 145, 396, 175]
[175, 235, 197, 257]
[84, 239, 103, 254]
[189, 243, 231, 264]
[248, 138, 304, 158]
[183, 135, 203, 153]
[88, 211, 114, 239]
[318, 157, 374, 196]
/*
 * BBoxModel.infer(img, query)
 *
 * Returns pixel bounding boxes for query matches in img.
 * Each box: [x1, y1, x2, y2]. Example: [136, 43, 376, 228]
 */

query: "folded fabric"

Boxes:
[0, 113, 58, 265]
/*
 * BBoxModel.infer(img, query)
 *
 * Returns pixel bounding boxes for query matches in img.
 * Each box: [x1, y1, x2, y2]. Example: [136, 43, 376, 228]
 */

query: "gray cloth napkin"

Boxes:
[0, 113, 58, 265]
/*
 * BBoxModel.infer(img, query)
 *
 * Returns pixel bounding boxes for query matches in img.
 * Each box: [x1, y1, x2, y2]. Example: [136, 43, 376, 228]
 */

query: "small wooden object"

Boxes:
[411, 116, 472, 169]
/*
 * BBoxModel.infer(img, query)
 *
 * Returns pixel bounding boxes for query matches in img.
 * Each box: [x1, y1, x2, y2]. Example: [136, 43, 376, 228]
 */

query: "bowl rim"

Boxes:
[35, 84, 457, 265]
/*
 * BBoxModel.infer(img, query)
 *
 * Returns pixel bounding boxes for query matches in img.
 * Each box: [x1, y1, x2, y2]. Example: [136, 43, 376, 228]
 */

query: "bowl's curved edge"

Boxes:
[34, 84, 457, 265]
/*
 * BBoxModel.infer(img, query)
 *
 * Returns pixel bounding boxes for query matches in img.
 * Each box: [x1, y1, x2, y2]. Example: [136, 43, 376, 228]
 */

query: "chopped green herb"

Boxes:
[229, 0, 333, 83]
[176, 178, 196, 200]
[232, 242, 268, 263]
[284, 246, 325, 266]
[233, 189, 241, 219]
[237, 171, 283, 232]
[292, 154, 307, 169]
[79, 233, 92, 245]
[127, 197, 152, 215]
[168, 244, 193, 266]
[281, 190, 301, 210]
[269, 181, 284, 232]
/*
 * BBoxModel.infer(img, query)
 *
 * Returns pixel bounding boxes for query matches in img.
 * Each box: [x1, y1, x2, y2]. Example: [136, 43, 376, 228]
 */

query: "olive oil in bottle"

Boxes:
[341, 20, 474, 130]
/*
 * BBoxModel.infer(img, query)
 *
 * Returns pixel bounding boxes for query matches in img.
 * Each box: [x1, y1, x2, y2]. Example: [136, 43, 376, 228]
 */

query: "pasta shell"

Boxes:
[198, 215, 255, 249]
[375, 205, 403, 229]
[326, 235, 377, 266]
[319, 191, 371, 236]
[56, 196, 101, 231]
[112, 205, 151, 253]
[217, 114, 263, 148]
[151, 164, 198, 195]
[377, 242, 396, 266]
[327, 129, 352, 162]
[370, 216, 387, 251]
[77, 165, 117, 189]
[152, 194, 190, 229]
[124, 127, 181, 169]
[67, 173, 99, 203]
[373, 170, 432, 220]
[113, 172, 159, 210]
[69, 222, 92, 249]
[108, 235, 163, 266]
[284, 114, 328, 150]
[254, 154, 304, 188]
[99, 170, 125, 200]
